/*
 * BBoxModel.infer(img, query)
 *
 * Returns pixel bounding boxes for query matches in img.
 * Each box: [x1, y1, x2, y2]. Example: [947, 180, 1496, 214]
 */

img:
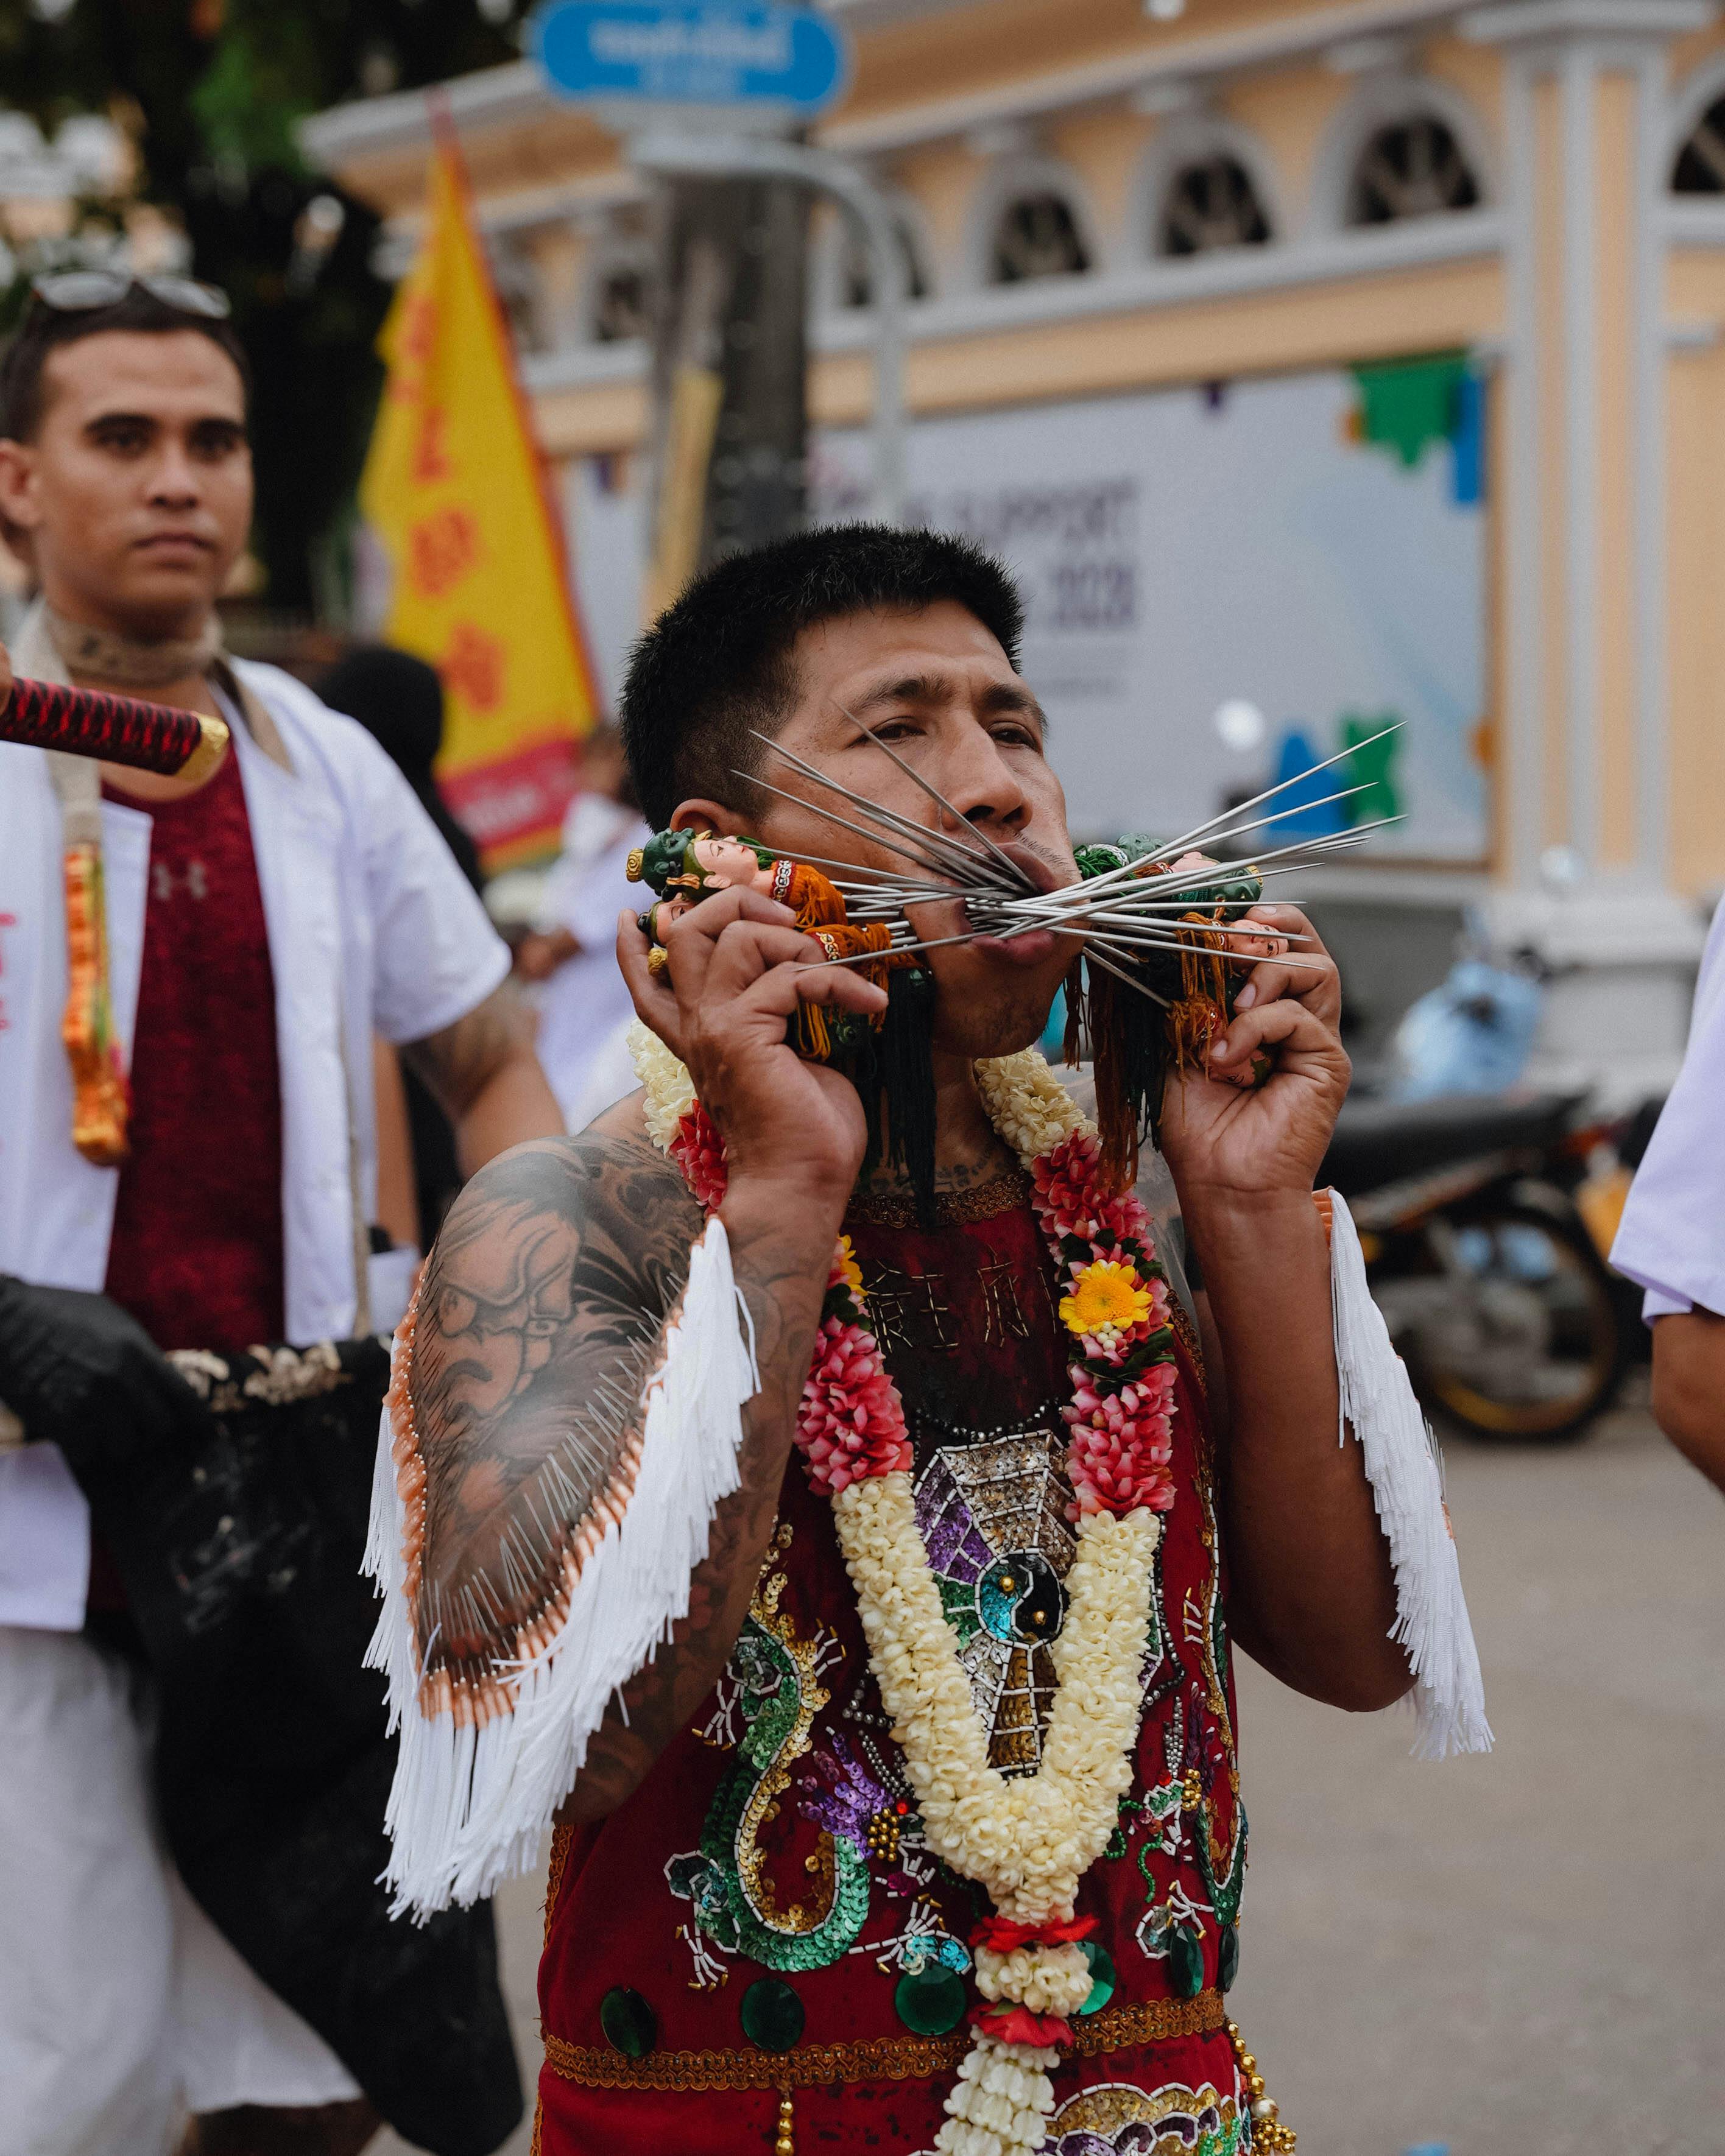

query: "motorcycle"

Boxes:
[1318, 1090, 1632, 1442]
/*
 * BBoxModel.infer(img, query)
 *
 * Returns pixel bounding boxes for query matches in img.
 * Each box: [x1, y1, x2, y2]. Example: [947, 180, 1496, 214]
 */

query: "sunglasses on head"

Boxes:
[28, 271, 231, 321]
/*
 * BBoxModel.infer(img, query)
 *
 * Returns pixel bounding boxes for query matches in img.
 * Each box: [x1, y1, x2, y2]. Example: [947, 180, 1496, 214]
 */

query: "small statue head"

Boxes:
[687, 832, 774, 888]
[627, 827, 700, 896]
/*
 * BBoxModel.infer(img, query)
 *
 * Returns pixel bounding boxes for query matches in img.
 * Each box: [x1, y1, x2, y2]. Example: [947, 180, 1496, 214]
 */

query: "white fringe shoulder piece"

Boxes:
[365, 1217, 759, 1919]
[1325, 1189, 1492, 1758]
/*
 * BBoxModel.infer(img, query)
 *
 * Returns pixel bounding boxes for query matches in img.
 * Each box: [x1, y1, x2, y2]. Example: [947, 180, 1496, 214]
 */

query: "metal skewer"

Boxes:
[1006, 818, 1400, 917]
[1053, 909, 1314, 945]
[751, 735, 1023, 889]
[1142, 722, 1402, 867]
[824, 706, 1038, 892]
[1080, 943, 1173, 1008]
[741, 770, 998, 886]
[1149, 780, 1375, 860]
[775, 846, 965, 893]
[1044, 732, 1400, 917]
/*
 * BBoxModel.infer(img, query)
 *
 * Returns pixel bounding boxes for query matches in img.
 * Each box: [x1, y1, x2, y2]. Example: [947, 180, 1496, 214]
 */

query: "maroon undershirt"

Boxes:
[102, 744, 286, 1351]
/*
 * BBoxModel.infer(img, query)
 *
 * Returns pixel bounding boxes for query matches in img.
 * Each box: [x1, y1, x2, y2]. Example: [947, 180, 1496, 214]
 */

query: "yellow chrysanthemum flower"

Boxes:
[1059, 1259, 1151, 1339]
[836, 1235, 866, 1300]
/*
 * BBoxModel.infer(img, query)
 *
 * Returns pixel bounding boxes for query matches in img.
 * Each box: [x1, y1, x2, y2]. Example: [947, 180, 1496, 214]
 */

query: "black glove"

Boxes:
[0, 1274, 217, 1467]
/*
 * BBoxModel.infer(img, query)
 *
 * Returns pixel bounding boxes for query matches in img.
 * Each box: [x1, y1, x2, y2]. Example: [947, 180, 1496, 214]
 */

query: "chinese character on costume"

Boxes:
[365, 527, 1490, 2156]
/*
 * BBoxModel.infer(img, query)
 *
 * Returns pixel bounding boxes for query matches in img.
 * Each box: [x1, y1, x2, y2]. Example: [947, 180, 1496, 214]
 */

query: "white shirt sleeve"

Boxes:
[336, 725, 512, 1047]
[1611, 900, 1725, 1322]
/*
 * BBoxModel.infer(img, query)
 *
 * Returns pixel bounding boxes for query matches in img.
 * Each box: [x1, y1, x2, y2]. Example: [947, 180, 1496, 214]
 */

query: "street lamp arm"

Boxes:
[630, 131, 908, 523]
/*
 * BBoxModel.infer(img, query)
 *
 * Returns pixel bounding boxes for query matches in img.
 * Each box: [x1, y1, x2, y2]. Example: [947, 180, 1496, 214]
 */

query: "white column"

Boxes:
[1466, 0, 1712, 1102]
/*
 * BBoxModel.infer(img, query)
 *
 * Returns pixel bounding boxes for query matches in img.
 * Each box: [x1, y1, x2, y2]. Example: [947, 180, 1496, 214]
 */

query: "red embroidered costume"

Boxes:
[537, 1171, 1252, 2155]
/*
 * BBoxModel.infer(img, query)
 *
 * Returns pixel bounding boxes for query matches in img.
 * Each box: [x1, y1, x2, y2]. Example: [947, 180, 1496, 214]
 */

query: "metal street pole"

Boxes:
[630, 131, 908, 525]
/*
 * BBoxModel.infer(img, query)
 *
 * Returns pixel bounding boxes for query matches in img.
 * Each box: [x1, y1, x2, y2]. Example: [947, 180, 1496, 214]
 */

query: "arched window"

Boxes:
[1674, 94, 1725, 192]
[989, 189, 1090, 283]
[1158, 153, 1272, 255]
[591, 258, 652, 342]
[1346, 113, 1481, 225]
[839, 215, 930, 308]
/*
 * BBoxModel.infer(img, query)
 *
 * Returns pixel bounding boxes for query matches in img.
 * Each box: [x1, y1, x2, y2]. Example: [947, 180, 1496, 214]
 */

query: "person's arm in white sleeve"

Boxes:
[1651, 1312, 1725, 1493]
[1612, 902, 1725, 1491]
[342, 720, 564, 1172]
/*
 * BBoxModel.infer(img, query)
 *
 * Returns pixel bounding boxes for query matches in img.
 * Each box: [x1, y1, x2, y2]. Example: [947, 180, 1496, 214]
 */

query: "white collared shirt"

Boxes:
[0, 660, 510, 1627]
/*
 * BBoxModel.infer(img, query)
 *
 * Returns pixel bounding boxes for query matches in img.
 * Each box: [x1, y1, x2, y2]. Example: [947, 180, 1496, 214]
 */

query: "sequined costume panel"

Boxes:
[537, 1175, 1246, 2152]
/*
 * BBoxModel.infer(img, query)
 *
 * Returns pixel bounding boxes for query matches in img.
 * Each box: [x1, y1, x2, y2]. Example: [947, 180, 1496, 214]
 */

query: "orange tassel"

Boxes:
[60, 842, 129, 1166]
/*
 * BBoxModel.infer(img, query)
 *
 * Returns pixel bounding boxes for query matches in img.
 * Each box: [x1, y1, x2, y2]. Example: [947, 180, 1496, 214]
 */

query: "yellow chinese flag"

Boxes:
[360, 129, 598, 870]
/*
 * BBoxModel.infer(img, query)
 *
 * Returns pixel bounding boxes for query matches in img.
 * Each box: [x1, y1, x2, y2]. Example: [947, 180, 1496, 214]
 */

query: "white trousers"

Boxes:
[0, 1626, 361, 2156]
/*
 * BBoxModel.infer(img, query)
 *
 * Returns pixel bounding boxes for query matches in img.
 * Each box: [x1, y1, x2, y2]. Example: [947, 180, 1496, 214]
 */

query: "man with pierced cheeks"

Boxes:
[402, 527, 1433, 2154]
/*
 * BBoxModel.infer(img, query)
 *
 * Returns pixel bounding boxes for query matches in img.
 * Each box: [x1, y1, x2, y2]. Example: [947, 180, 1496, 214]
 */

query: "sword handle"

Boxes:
[2, 675, 228, 780]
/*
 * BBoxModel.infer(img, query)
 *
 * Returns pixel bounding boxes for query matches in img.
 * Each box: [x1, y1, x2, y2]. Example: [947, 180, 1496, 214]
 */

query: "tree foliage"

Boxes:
[0, 0, 524, 612]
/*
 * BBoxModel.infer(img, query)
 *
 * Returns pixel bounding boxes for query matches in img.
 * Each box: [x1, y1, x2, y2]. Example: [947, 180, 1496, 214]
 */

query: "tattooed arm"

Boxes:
[407, 883, 889, 1822]
[409, 1099, 840, 1820]
[402, 976, 564, 1174]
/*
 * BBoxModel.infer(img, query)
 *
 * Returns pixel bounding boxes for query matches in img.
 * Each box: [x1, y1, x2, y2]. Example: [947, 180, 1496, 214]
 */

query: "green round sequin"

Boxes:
[599, 1986, 657, 2059]
[894, 1962, 967, 2036]
[740, 1976, 805, 2053]
[1078, 1939, 1116, 2015]
[1165, 1925, 1205, 2001]
[1217, 1922, 1240, 1994]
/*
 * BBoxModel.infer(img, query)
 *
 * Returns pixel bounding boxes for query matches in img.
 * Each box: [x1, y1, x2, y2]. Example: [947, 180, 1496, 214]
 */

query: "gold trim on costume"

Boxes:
[544, 1821, 576, 1946]
[845, 1166, 1029, 1230]
[543, 1989, 1226, 2091]
[1166, 1292, 1205, 1399]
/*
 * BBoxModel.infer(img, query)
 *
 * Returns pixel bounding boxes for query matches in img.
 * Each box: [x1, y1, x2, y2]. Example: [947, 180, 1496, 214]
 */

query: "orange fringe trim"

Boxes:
[60, 842, 129, 1166]
[795, 922, 899, 1061]
[386, 1283, 657, 1730]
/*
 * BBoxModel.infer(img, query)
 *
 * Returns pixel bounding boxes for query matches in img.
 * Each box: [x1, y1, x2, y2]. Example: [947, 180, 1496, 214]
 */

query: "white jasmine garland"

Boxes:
[831, 1475, 1160, 1918]
[635, 1032, 1172, 2156]
[973, 1942, 1095, 2016]
[629, 1020, 696, 1150]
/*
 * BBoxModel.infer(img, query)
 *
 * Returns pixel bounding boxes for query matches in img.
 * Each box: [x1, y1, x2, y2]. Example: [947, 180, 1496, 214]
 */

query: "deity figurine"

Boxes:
[627, 828, 847, 940]
[627, 826, 905, 1060]
[1068, 841, 1280, 1181]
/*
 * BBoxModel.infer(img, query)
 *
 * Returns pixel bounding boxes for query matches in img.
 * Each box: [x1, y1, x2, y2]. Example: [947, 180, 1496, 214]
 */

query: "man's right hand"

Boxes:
[0, 1275, 216, 1467]
[616, 885, 887, 1211]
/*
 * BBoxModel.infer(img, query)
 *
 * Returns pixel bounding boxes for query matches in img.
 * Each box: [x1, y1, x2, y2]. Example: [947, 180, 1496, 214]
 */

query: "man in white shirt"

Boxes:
[0, 277, 563, 2154]
[1612, 900, 1725, 1492]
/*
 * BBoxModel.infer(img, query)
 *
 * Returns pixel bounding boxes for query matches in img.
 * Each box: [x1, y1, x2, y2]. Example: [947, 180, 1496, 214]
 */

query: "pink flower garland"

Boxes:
[666, 1109, 1178, 1517]
[1033, 1131, 1178, 1519]
[669, 1108, 911, 1493]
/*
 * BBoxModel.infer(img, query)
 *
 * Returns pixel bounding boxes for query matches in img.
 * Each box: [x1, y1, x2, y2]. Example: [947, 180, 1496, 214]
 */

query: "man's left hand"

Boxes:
[1157, 903, 1349, 1200]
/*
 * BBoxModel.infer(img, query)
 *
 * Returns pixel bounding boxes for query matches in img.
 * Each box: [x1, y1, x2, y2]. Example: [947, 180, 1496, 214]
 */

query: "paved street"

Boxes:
[379, 1384, 1725, 2156]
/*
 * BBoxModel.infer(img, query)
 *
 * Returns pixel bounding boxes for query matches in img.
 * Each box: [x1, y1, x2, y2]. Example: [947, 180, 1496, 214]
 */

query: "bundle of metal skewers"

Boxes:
[736, 716, 1400, 1185]
[630, 714, 1400, 1199]
[746, 715, 1395, 968]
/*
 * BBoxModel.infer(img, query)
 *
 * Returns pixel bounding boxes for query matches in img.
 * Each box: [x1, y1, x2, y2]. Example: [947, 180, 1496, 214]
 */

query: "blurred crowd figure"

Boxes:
[514, 721, 652, 1132]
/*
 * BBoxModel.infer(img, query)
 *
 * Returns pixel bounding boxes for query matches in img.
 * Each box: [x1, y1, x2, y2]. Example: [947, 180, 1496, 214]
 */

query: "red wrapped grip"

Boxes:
[1, 675, 219, 777]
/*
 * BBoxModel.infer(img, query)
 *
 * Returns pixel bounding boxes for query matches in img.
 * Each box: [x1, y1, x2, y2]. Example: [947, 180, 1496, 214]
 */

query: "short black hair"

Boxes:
[620, 524, 1025, 831]
[0, 283, 252, 443]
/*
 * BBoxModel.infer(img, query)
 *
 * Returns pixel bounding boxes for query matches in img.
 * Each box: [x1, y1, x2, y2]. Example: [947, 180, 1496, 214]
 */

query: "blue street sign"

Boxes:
[531, 1, 849, 115]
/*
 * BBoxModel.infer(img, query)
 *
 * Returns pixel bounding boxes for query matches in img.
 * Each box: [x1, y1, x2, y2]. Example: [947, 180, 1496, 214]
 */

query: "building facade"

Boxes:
[305, 0, 1725, 1094]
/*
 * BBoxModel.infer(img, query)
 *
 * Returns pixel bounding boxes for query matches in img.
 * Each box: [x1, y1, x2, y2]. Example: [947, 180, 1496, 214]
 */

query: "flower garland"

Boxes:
[631, 1029, 1184, 2156]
